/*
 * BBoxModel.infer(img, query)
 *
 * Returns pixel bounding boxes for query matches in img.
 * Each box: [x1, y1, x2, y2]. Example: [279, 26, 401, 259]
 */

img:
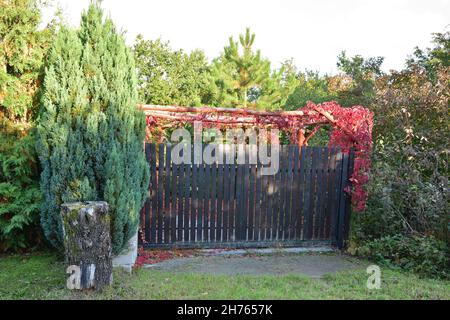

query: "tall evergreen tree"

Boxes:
[36, 3, 149, 254]
[209, 28, 298, 110]
[209, 28, 269, 108]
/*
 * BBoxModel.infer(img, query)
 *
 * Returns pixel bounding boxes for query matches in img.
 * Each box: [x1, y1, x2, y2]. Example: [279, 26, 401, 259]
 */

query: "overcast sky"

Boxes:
[41, 0, 449, 74]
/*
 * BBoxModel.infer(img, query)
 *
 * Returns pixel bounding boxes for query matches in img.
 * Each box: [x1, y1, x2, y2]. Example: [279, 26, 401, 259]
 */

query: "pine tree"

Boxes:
[209, 28, 269, 108]
[36, 3, 149, 254]
[208, 28, 298, 110]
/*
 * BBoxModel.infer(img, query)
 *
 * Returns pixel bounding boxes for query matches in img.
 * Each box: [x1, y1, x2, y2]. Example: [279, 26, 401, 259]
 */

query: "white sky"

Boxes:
[41, 0, 450, 74]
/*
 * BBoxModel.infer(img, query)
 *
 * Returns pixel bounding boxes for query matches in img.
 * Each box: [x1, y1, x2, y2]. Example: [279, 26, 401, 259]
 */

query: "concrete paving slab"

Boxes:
[144, 251, 362, 278]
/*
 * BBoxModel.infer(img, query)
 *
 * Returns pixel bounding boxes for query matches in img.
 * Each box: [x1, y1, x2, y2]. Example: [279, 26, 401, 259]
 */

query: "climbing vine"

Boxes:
[303, 102, 373, 212]
[141, 101, 373, 211]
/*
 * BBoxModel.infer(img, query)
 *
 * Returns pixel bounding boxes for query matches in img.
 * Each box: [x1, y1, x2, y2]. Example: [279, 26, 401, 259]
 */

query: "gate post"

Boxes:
[343, 149, 355, 246]
[336, 149, 355, 250]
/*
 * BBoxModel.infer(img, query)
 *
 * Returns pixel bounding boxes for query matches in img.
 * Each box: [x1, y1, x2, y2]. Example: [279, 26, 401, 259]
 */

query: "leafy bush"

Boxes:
[353, 235, 449, 279]
[352, 144, 448, 236]
[133, 36, 211, 107]
[350, 140, 449, 278]
[350, 54, 449, 278]
[284, 70, 336, 110]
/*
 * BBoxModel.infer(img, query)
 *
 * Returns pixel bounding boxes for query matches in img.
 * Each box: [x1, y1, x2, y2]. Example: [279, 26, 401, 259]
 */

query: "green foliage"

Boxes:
[0, 0, 54, 252]
[335, 51, 384, 106]
[36, 3, 149, 254]
[352, 235, 449, 279]
[352, 143, 448, 241]
[208, 28, 298, 109]
[134, 36, 210, 106]
[0, 128, 42, 251]
[350, 49, 449, 278]
[284, 70, 336, 110]
[0, 0, 53, 121]
[256, 59, 300, 110]
[406, 30, 449, 81]
[282, 70, 335, 147]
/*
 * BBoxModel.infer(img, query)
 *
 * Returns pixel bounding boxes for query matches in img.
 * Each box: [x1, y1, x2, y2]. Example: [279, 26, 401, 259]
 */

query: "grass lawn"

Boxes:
[0, 252, 449, 300]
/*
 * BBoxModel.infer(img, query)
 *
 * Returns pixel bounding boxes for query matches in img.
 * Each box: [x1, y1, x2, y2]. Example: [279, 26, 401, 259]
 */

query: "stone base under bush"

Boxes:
[112, 232, 138, 273]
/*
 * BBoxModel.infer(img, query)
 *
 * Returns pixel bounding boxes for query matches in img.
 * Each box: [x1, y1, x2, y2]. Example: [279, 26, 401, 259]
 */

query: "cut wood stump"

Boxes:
[61, 201, 112, 290]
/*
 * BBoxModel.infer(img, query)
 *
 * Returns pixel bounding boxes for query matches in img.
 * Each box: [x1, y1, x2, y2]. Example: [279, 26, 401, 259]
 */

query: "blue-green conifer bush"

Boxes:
[36, 3, 149, 254]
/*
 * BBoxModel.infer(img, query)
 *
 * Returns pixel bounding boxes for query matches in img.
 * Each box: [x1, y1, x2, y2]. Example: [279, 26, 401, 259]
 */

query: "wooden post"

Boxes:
[61, 201, 112, 290]
[343, 148, 355, 246]
[297, 129, 306, 147]
[335, 149, 355, 249]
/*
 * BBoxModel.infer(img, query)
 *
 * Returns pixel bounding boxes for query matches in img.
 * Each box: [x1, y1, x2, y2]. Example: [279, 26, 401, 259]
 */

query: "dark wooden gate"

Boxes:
[140, 143, 354, 249]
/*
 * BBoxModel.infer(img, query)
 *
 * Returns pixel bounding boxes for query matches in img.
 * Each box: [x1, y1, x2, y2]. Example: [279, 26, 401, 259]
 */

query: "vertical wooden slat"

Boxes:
[196, 156, 205, 242]
[142, 197, 150, 243]
[260, 153, 268, 241]
[267, 146, 276, 240]
[283, 145, 292, 240]
[284, 146, 294, 239]
[157, 144, 164, 243]
[324, 148, 336, 239]
[318, 147, 329, 239]
[164, 144, 171, 243]
[216, 155, 224, 242]
[209, 152, 217, 242]
[313, 147, 323, 239]
[312, 147, 320, 239]
[242, 146, 250, 240]
[272, 146, 281, 240]
[289, 146, 298, 239]
[329, 149, 342, 243]
[301, 147, 312, 239]
[149, 143, 157, 243]
[203, 155, 211, 242]
[170, 148, 178, 243]
[294, 146, 303, 239]
[222, 153, 231, 242]
[278, 145, 287, 240]
[235, 147, 244, 240]
[191, 146, 198, 242]
[237, 147, 244, 241]
[183, 153, 191, 242]
[253, 154, 261, 242]
[308, 147, 320, 239]
[248, 145, 257, 240]
[177, 148, 185, 242]
[263, 146, 271, 240]
[229, 149, 236, 241]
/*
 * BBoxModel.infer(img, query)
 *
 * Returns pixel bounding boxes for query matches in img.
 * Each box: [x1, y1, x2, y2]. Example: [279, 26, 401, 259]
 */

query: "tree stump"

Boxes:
[61, 201, 112, 290]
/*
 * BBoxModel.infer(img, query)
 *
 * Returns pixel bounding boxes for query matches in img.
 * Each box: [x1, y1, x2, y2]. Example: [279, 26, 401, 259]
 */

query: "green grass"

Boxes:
[0, 252, 449, 300]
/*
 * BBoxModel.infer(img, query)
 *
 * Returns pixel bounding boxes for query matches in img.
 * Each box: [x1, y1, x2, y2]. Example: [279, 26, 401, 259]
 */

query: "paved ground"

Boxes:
[145, 250, 363, 278]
